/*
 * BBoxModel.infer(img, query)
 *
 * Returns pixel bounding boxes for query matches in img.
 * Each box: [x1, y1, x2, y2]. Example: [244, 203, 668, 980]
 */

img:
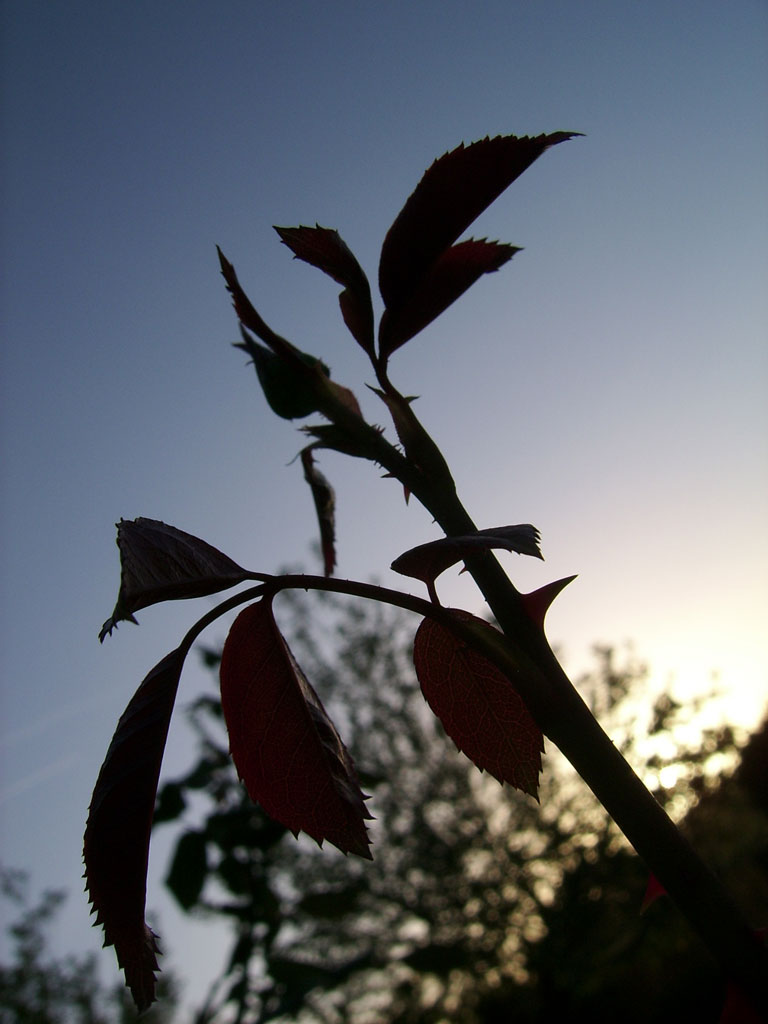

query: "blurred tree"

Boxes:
[155, 592, 767, 1023]
[517, 710, 768, 1024]
[0, 867, 176, 1023]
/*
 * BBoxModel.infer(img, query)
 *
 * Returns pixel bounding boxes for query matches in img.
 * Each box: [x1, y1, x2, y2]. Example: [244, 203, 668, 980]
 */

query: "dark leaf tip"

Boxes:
[378, 131, 581, 356]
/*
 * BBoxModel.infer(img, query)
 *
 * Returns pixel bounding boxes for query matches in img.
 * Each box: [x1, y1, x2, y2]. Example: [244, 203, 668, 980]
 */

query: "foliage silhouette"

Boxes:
[87, 132, 768, 1017]
[0, 867, 176, 1023]
[154, 596, 767, 1023]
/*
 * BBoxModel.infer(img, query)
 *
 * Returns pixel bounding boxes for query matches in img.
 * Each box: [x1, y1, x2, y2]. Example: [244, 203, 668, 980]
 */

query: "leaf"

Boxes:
[379, 238, 521, 354]
[235, 326, 331, 420]
[100, 518, 252, 641]
[302, 422, 386, 461]
[367, 386, 433, 468]
[218, 246, 295, 353]
[219, 246, 330, 374]
[391, 525, 543, 601]
[165, 830, 208, 911]
[220, 245, 332, 381]
[219, 598, 372, 858]
[275, 225, 375, 358]
[84, 647, 186, 1011]
[413, 611, 543, 797]
[379, 132, 581, 318]
[300, 448, 336, 576]
[220, 248, 366, 423]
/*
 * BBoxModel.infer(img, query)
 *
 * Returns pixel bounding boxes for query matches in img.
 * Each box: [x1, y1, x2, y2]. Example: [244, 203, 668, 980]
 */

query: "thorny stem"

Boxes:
[216, 269, 768, 1011]
[313, 370, 768, 1016]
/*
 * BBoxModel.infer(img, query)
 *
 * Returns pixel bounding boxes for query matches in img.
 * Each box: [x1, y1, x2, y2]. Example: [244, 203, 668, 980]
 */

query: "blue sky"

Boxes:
[1, 0, 767, 1009]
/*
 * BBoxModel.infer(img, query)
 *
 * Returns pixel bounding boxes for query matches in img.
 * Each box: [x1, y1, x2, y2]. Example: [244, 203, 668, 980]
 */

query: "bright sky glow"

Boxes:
[1, 0, 766, 1009]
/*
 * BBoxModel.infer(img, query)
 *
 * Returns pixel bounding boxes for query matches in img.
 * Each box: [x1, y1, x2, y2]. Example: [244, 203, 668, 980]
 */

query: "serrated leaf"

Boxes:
[100, 518, 252, 641]
[367, 386, 430, 467]
[235, 327, 331, 420]
[300, 448, 336, 576]
[84, 647, 186, 1011]
[220, 247, 365, 424]
[218, 246, 294, 353]
[275, 225, 375, 357]
[413, 611, 543, 797]
[219, 246, 332, 378]
[391, 525, 543, 601]
[302, 422, 385, 461]
[380, 238, 521, 354]
[219, 598, 372, 858]
[379, 132, 581, 315]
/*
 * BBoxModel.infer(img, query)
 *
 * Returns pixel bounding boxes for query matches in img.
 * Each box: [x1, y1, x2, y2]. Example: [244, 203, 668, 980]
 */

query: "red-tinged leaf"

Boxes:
[99, 519, 252, 641]
[379, 132, 581, 316]
[413, 610, 543, 797]
[275, 225, 375, 358]
[300, 448, 336, 576]
[220, 248, 366, 424]
[84, 647, 186, 1011]
[218, 246, 294, 353]
[220, 246, 336, 382]
[392, 525, 543, 601]
[219, 243, 337, 393]
[219, 599, 372, 858]
[380, 238, 520, 355]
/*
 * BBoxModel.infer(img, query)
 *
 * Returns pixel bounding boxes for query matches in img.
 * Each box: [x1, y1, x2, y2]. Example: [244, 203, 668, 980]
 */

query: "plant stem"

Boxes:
[268, 569, 768, 1016]
[548, 673, 768, 1017]
[314, 366, 768, 1012]
[425, 512, 768, 1014]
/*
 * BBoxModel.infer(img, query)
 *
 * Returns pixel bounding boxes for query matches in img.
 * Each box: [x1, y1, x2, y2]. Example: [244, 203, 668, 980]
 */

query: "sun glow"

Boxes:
[647, 640, 767, 733]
